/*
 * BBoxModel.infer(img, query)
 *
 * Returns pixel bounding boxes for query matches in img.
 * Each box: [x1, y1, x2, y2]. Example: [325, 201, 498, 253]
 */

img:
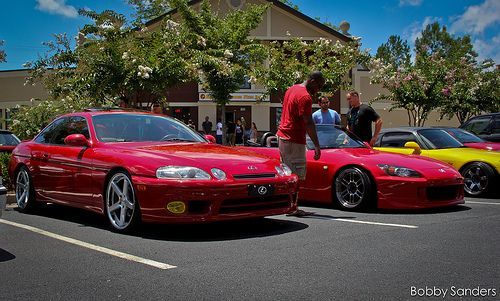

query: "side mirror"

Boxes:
[64, 134, 89, 147]
[204, 134, 216, 143]
[404, 141, 421, 155]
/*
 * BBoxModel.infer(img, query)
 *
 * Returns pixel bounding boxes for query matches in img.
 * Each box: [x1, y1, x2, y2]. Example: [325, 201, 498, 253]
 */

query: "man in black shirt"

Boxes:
[346, 90, 383, 146]
[202, 116, 213, 134]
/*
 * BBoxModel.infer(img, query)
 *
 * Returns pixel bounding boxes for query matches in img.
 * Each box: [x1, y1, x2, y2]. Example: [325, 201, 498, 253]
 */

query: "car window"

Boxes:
[92, 114, 205, 143]
[34, 116, 89, 145]
[461, 117, 491, 135]
[379, 132, 419, 147]
[444, 128, 483, 143]
[418, 129, 463, 149]
[493, 117, 500, 134]
[0, 133, 20, 146]
[34, 117, 69, 144]
[305, 125, 365, 149]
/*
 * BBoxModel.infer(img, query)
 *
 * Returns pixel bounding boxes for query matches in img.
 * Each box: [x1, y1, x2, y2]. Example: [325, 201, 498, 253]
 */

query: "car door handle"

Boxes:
[32, 152, 49, 160]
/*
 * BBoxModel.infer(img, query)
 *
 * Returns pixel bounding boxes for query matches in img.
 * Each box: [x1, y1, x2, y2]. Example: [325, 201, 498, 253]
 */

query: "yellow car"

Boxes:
[374, 127, 500, 197]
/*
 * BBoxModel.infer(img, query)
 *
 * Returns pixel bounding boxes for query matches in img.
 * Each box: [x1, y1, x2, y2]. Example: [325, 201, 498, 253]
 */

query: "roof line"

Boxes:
[144, 0, 352, 42]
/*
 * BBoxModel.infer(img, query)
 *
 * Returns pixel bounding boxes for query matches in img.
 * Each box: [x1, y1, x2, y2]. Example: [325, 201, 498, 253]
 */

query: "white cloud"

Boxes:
[403, 16, 441, 44]
[450, 0, 500, 34]
[399, 0, 423, 7]
[472, 34, 500, 63]
[36, 0, 78, 18]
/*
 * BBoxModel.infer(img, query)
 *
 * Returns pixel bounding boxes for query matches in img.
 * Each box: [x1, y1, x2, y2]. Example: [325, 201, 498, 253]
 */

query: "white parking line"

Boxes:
[311, 216, 418, 229]
[466, 201, 500, 205]
[0, 219, 176, 270]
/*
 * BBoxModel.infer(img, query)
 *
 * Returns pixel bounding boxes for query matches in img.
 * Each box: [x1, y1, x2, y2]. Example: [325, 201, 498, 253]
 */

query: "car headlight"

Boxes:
[275, 164, 292, 176]
[211, 168, 226, 180]
[377, 164, 421, 178]
[156, 166, 211, 179]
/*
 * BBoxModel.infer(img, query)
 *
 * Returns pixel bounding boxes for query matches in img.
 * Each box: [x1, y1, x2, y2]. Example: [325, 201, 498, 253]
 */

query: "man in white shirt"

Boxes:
[216, 118, 223, 144]
[312, 96, 341, 125]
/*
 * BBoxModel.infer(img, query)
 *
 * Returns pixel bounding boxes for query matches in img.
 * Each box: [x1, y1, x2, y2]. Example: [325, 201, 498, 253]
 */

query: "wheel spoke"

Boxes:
[119, 207, 127, 226]
[110, 181, 124, 198]
[109, 202, 120, 213]
[123, 198, 135, 210]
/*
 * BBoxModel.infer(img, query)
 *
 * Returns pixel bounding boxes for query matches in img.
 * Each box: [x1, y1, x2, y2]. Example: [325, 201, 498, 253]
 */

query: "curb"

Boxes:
[7, 193, 15, 205]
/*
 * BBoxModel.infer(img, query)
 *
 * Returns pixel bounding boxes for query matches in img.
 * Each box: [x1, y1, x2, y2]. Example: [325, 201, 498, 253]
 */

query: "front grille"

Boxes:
[233, 173, 276, 179]
[219, 195, 291, 214]
[427, 185, 461, 201]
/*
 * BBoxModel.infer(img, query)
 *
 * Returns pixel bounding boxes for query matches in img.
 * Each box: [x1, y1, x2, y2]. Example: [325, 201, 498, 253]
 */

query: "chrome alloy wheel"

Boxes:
[106, 173, 137, 230]
[16, 168, 31, 210]
[335, 167, 368, 209]
[462, 165, 489, 196]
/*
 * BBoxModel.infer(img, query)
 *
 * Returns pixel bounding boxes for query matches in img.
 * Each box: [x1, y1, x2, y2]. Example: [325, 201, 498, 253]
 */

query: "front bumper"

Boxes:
[0, 184, 7, 218]
[376, 176, 465, 209]
[131, 175, 299, 223]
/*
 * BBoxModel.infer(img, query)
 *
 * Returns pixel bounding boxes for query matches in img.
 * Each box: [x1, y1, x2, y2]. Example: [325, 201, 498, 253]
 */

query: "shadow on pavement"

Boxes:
[0, 248, 16, 262]
[377, 205, 472, 215]
[135, 218, 308, 242]
[13, 204, 309, 242]
[300, 199, 476, 215]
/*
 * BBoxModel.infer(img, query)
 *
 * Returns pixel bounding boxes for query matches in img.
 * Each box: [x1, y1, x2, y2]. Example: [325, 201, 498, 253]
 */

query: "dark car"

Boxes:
[438, 127, 500, 151]
[459, 113, 500, 142]
[0, 130, 21, 153]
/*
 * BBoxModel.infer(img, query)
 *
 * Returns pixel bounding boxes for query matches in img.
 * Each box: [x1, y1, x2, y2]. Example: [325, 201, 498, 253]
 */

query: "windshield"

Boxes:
[0, 133, 20, 145]
[443, 128, 484, 143]
[92, 114, 205, 143]
[418, 129, 463, 149]
[306, 125, 366, 149]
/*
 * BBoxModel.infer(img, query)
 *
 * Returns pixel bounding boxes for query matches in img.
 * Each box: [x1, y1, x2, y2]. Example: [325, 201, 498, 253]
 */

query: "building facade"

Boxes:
[0, 0, 459, 131]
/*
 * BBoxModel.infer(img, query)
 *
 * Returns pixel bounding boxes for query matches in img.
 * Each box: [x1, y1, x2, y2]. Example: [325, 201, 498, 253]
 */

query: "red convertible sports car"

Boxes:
[244, 125, 465, 210]
[9, 110, 298, 232]
[439, 127, 500, 152]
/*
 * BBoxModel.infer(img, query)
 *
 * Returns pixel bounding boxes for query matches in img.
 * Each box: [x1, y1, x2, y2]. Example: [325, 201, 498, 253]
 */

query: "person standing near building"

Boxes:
[215, 118, 223, 144]
[312, 96, 341, 125]
[249, 122, 258, 143]
[202, 116, 213, 135]
[346, 90, 383, 146]
[235, 119, 244, 145]
[277, 71, 324, 217]
[151, 103, 162, 114]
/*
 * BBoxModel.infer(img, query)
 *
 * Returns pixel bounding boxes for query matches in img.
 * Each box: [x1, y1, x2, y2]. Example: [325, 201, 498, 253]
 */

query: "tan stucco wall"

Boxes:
[0, 70, 48, 103]
[251, 102, 270, 131]
[197, 103, 217, 131]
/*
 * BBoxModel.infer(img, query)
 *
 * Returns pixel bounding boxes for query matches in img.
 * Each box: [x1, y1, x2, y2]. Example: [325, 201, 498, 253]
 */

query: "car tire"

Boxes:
[104, 171, 141, 233]
[461, 162, 496, 197]
[334, 166, 374, 211]
[15, 166, 38, 213]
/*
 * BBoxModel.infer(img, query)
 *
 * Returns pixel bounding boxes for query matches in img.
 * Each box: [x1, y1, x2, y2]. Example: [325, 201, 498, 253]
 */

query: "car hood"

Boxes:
[319, 147, 458, 172]
[111, 142, 280, 175]
[464, 142, 500, 152]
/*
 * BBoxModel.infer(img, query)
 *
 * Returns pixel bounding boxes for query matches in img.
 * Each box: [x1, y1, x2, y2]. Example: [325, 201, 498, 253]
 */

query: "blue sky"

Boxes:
[0, 0, 498, 71]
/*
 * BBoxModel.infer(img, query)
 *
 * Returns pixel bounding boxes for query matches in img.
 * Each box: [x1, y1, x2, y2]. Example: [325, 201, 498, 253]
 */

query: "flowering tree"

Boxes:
[370, 23, 496, 126]
[253, 35, 370, 101]
[15, 8, 197, 139]
[0, 40, 5, 63]
[170, 0, 268, 143]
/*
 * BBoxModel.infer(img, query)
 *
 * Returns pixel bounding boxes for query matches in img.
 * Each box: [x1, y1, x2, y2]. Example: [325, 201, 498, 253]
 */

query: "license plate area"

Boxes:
[248, 184, 275, 197]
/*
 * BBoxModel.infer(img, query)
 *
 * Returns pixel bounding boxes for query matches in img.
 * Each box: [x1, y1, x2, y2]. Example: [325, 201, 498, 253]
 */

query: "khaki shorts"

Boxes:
[278, 138, 307, 180]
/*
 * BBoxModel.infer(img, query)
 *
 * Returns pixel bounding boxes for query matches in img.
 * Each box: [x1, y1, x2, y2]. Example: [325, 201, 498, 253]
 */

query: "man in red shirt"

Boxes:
[277, 71, 324, 217]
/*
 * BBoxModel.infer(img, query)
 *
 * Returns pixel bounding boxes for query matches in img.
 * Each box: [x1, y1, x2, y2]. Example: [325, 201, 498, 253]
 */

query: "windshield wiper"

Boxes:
[161, 137, 197, 142]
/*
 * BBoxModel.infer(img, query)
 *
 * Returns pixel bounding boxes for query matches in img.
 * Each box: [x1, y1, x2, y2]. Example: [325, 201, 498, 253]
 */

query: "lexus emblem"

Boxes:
[248, 165, 258, 171]
[257, 186, 268, 195]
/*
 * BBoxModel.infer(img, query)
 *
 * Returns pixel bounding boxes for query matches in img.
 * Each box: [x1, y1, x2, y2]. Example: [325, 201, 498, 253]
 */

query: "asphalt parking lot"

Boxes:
[1, 197, 499, 301]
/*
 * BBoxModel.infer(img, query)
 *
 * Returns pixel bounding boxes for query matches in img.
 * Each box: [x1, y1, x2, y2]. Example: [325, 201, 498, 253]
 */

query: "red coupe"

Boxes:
[9, 110, 298, 232]
[244, 125, 465, 210]
[439, 127, 500, 151]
